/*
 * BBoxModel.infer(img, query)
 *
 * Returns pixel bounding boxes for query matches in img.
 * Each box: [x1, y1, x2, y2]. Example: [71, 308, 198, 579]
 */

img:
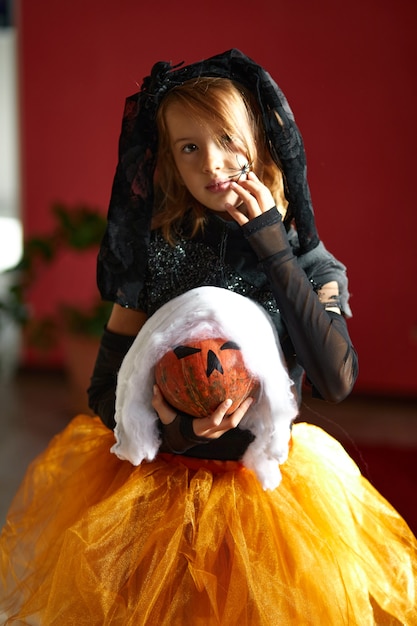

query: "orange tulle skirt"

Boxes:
[1, 415, 416, 625]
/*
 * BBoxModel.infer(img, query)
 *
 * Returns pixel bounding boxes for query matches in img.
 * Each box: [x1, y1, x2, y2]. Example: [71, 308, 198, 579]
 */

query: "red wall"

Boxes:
[17, 0, 417, 395]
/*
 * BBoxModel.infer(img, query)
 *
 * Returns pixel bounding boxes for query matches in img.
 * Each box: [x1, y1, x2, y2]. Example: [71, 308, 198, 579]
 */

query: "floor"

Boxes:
[0, 368, 416, 528]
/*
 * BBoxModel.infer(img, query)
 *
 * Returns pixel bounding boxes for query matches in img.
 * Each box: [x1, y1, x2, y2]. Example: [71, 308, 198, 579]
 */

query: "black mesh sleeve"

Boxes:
[242, 209, 358, 403]
[87, 328, 136, 429]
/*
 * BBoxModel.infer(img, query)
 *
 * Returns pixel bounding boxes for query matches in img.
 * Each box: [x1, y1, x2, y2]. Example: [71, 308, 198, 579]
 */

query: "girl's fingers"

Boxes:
[194, 399, 232, 435]
[228, 174, 275, 219]
[152, 384, 177, 424]
[224, 397, 254, 429]
[224, 202, 249, 225]
[193, 396, 254, 438]
[236, 177, 275, 209]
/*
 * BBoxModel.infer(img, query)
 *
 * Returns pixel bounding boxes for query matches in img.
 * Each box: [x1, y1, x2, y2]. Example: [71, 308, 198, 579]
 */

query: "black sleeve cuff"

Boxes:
[241, 208, 293, 263]
[159, 413, 210, 454]
[241, 206, 282, 237]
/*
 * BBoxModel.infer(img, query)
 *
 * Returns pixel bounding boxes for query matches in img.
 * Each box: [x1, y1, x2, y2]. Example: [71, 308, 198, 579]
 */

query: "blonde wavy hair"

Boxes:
[153, 77, 287, 244]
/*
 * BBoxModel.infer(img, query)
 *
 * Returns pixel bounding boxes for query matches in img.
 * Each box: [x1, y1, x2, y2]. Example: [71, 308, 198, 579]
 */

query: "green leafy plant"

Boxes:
[0, 202, 112, 352]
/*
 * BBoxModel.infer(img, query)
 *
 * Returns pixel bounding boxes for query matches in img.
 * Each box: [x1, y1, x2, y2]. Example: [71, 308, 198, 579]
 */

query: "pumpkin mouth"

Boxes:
[155, 337, 258, 418]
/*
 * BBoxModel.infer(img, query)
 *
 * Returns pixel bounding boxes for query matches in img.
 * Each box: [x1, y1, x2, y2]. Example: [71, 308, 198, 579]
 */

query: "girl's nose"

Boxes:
[202, 144, 224, 173]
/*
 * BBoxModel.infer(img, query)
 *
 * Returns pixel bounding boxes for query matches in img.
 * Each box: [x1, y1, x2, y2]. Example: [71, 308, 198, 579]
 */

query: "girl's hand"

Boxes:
[226, 171, 276, 225]
[192, 396, 254, 439]
[152, 384, 254, 439]
[152, 384, 177, 424]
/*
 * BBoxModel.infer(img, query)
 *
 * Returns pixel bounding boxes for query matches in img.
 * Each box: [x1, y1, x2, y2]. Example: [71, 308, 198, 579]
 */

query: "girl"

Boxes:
[1, 49, 416, 624]
[90, 49, 358, 440]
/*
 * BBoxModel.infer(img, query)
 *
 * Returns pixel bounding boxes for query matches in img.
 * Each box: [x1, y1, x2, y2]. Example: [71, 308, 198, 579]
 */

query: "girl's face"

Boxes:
[164, 102, 252, 215]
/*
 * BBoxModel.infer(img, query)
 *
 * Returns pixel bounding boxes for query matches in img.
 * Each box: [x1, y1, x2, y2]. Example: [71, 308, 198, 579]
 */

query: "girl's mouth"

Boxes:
[206, 180, 232, 193]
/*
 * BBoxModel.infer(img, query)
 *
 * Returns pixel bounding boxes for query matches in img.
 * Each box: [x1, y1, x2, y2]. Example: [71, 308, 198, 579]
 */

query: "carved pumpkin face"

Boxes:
[154, 337, 258, 418]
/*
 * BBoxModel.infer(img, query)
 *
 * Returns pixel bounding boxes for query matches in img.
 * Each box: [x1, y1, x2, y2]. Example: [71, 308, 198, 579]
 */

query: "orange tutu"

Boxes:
[1, 415, 416, 625]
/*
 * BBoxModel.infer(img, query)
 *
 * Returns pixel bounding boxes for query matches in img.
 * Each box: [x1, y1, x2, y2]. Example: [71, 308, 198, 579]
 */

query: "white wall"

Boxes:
[0, 27, 22, 378]
[0, 27, 22, 271]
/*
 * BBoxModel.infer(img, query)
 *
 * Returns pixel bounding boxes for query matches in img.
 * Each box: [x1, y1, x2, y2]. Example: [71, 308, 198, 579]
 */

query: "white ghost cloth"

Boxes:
[112, 286, 298, 490]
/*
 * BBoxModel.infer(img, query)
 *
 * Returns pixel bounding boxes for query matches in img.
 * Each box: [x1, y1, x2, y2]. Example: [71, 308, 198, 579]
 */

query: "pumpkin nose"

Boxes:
[206, 350, 224, 377]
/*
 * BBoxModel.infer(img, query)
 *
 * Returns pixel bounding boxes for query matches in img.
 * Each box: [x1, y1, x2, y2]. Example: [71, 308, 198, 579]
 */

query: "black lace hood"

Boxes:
[97, 49, 320, 306]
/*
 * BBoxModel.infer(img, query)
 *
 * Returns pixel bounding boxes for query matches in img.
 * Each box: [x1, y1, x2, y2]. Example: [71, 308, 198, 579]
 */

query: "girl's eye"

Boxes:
[221, 134, 233, 146]
[182, 143, 198, 153]
[220, 134, 239, 153]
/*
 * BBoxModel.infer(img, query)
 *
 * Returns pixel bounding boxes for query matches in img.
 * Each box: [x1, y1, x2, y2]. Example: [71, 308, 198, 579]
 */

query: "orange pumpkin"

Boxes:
[155, 337, 258, 418]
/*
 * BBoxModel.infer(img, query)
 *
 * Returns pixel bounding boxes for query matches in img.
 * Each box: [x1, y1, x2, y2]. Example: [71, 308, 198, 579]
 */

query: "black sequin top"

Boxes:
[137, 214, 306, 402]
[134, 210, 356, 408]
[137, 214, 284, 332]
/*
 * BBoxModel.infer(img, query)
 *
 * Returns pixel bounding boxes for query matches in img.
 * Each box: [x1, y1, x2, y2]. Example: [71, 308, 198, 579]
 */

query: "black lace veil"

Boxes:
[97, 49, 320, 307]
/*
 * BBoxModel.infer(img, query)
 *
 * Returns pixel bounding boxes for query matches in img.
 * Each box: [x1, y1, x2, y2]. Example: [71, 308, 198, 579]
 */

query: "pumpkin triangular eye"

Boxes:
[173, 345, 202, 360]
[220, 341, 241, 351]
